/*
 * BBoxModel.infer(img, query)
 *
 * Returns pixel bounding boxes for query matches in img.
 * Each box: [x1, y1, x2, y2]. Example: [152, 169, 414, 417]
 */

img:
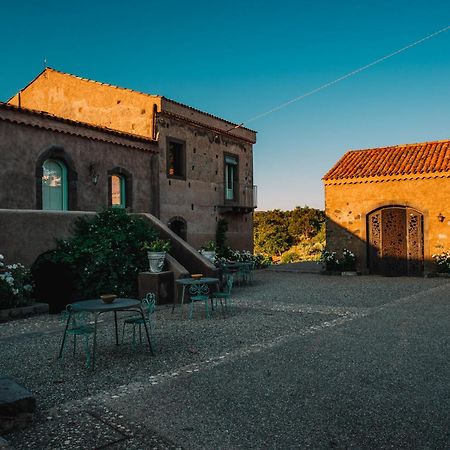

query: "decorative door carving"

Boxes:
[368, 210, 382, 274]
[368, 207, 423, 276]
[406, 208, 424, 275]
[381, 208, 407, 276]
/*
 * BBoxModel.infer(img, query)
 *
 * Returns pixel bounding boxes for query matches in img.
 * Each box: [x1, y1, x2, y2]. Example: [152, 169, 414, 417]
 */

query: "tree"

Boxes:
[254, 210, 292, 256]
[288, 206, 325, 243]
[253, 206, 325, 260]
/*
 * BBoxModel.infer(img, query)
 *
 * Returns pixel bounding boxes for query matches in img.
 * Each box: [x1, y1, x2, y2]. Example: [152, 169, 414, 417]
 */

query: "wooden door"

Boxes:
[368, 207, 423, 276]
[406, 208, 424, 275]
[381, 207, 407, 276]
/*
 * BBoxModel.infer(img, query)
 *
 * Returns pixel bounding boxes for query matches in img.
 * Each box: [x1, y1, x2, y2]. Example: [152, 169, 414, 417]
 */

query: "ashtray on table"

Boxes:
[100, 294, 117, 304]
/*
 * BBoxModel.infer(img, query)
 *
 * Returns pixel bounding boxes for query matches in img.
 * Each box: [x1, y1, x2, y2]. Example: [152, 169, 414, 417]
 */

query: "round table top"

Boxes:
[71, 298, 140, 312]
[176, 277, 219, 285]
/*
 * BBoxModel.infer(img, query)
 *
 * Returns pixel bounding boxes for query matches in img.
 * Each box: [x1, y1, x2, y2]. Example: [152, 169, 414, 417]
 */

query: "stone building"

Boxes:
[7, 68, 257, 250]
[0, 101, 160, 266]
[0, 102, 159, 213]
[323, 140, 450, 275]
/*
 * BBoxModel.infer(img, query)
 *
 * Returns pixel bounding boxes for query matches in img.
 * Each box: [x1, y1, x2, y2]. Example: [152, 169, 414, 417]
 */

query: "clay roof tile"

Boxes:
[323, 140, 450, 180]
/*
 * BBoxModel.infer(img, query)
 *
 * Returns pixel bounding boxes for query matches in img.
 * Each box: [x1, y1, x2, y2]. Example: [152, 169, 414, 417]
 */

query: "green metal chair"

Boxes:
[237, 262, 253, 285]
[247, 260, 256, 284]
[222, 265, 238, 286]
[212, 275, 234, 316]
[188, 283, 210, 319]
[60, 305, 95, 368]
[122, 293, 156, 349]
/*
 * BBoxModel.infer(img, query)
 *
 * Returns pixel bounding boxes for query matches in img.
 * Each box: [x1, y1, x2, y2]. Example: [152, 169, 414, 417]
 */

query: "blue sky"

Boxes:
[2, 1, 450, 210]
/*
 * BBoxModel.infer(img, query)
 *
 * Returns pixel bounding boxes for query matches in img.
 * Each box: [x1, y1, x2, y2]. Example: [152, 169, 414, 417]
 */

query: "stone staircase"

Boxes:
[137, 213, 219, 280]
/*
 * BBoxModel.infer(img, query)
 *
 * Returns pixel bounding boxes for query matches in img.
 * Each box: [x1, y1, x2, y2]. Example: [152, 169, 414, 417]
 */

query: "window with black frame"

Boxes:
[225, 155, 238, 201]
[167, 139, 186, 179]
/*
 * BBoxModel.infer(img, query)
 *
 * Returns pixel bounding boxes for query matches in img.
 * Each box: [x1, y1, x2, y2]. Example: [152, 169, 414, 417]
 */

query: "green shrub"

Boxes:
[281, 252, 302, 264]
[253, 254, 272, 269]
[46, 208, 158, 299]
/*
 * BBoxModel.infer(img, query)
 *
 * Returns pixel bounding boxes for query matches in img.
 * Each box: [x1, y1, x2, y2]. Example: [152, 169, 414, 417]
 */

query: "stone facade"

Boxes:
[324, 141, 450, 275]
[0, 103, 159, 214]
[157, 104, 255, 249]
[8, 68, 257, 250]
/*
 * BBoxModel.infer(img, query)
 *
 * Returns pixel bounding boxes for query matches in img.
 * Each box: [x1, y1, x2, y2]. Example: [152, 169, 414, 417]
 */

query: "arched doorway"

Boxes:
[367, 206, 424, 276]
[36, 146, 78, 210]
[168, 217, 187, 241]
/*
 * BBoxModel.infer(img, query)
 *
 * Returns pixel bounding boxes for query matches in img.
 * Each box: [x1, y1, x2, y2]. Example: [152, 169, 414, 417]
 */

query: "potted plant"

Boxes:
[200, 241, 216, 263]
[143, 239, 171, 273]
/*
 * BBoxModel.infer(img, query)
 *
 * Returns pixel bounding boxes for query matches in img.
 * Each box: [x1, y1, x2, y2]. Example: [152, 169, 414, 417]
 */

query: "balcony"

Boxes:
[217, 184, 257, 214]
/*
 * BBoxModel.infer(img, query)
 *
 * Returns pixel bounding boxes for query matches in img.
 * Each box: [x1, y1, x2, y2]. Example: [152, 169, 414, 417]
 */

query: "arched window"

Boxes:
[108, 167, 132, 209]
[42, 159, 68, 210]
[111, 174, 126, 208]
[168, 216, 187, 240]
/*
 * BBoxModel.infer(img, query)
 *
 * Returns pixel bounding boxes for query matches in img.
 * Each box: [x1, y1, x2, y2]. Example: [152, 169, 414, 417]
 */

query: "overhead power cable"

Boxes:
[229, 24, 450, 131]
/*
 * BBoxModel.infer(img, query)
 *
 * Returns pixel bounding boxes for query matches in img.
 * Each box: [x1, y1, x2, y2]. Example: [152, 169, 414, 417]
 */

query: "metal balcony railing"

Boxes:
[244, 184, 257, 209]
[217, 183, 257, 212]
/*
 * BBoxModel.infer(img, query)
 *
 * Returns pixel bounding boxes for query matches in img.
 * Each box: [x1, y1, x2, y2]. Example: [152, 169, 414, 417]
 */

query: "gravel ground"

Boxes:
[1, 271, 449, 449]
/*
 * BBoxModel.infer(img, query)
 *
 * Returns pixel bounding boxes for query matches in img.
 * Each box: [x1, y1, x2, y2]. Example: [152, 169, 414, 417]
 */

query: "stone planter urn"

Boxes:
[147, 251, 166, 273]
[201, 250, 216, 263]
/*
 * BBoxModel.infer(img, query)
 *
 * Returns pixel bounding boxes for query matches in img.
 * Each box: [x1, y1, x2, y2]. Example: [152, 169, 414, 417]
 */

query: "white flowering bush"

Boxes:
[214, 248, 271, 269]
[320, 250, 340, 271]
[341, 249, 356, 271]
[320, 248, 356, 271]
[432, 251, 450, 273]
[0, 254, 34, 309]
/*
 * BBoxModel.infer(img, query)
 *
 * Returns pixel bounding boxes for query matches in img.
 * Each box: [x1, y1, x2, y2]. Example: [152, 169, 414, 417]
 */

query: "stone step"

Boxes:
[0, 376, 36, 435]
[0, 303, 49, 323]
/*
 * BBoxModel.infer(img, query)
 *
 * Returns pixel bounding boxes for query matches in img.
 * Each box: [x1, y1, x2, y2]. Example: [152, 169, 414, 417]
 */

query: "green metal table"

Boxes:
[58, 298, 154, 369]
[173, 277, 220, 314]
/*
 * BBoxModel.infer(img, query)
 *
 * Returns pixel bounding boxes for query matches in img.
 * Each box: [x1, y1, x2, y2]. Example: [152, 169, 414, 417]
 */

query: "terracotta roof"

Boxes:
[0, 102, 158, 151]
[12, 67, 256, 134]
[323, 140, 450, 182]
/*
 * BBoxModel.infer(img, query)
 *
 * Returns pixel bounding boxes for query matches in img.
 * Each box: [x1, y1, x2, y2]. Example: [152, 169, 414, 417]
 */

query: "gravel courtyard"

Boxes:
[1, 271, 449, 449]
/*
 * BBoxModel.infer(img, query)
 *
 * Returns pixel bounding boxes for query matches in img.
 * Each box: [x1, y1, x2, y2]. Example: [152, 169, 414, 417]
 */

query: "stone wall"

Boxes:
[0, 209, 96, 266]
[157, 113, 254, 251]
[9, 68, 160, 139]
[0, 209, 219, 282]
[0, 105, 159, 214]
[324, 177, 450, 273]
